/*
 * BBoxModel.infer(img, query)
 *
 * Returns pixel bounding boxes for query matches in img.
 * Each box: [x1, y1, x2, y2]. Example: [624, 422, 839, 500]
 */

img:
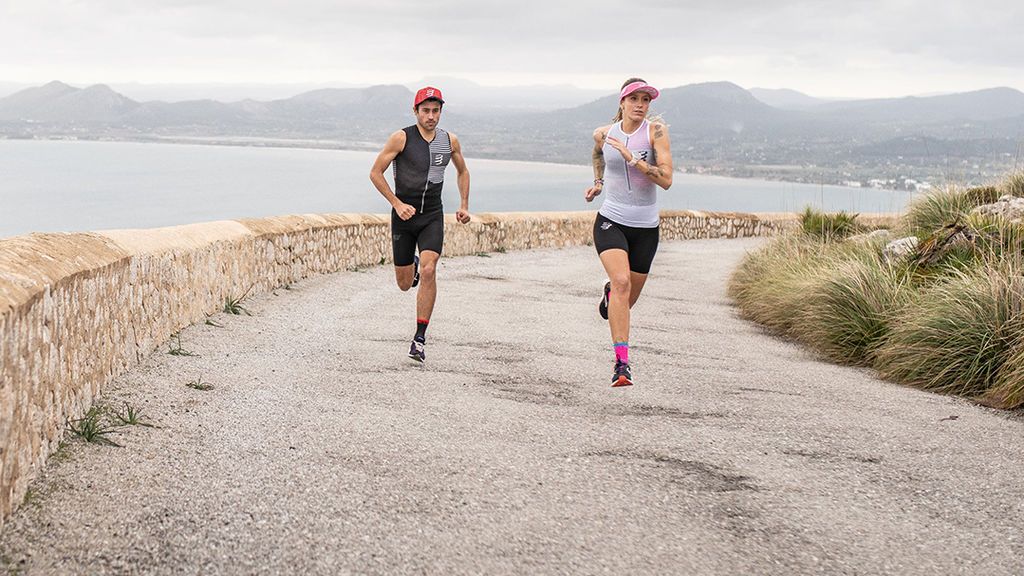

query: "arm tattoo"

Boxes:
[645, 164, 662, 178]
[592, 147, 605, 178]
[654, 127, 664, 140]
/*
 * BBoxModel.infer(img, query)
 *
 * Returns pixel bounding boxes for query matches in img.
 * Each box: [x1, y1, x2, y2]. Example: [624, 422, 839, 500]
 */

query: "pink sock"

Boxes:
[614, 342, 629, 364]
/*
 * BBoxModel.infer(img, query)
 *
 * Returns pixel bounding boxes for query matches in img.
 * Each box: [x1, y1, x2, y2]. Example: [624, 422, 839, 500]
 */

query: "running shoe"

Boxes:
[408, 339, 425, 363]
[611, 360, 633, 387]
[598, 280, 611, 320]
[411, 254, 420, 288]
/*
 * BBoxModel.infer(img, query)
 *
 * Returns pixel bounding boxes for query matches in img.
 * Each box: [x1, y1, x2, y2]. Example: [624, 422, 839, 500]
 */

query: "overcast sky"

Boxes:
[2, 0, 1022, 98]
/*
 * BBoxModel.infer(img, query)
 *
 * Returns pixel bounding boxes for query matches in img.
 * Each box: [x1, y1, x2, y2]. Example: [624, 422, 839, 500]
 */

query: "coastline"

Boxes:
[0, 133, 903, 189]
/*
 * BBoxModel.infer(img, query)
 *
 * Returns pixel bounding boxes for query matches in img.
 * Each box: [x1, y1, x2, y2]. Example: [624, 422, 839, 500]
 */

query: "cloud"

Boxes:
[0, 0, 1021, 96]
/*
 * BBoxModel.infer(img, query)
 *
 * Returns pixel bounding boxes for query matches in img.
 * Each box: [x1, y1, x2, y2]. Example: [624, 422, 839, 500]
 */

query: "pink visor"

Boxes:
[620, 81, 660, 101]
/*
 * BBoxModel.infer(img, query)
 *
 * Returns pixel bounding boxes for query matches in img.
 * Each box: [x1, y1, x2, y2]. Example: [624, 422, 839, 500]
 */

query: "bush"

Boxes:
[801, 255, 913, 365]
[728, 235, 827, 337]
[799, 206, 863, 240]
[1002, 171, 1024, 197]
[876, 261, 1024, 397]
[901, 185, 1001, 239]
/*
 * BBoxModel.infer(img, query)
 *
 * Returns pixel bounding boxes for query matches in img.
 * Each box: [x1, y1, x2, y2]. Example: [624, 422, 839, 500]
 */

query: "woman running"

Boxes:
[584, 78, 673, 387]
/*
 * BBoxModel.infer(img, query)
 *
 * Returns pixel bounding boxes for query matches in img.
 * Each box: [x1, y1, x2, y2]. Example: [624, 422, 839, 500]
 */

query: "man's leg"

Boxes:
[416, 250, 440, 322]
[392, 217, 418, 291]
[395, 264, 416, 291]
[407, 213, 444, 363]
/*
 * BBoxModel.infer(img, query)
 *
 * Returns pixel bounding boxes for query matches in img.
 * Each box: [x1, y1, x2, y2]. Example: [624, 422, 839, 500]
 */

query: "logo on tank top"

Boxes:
[636, 151, 649, 162]
[434, 154, 444, 165]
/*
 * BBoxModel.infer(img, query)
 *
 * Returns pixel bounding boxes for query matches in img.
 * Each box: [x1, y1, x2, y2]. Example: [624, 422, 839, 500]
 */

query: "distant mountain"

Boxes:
[531, 81, 793, 137]
[749, 87, 826, 110]
[0, 81, 79, 119]
[0, 82, 139, 123]
[107, 81, 361, 103]
[815, 87, 1024, 124]
[2, 79, 1023, 186]
[405, 76, 607, 112]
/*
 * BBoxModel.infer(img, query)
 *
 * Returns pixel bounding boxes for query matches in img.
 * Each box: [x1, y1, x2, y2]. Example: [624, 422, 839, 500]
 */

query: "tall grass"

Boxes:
[801, 254, 913, 365]
[876, 261, 1024, 397]
[799, 206, 863, 240]
[728, 235, 830, 337]
[901, 185, 1001, 239]
[730, 172, 1024, 408]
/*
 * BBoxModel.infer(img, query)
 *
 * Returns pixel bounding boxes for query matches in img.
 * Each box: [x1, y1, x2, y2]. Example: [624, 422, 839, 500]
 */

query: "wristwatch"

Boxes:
[628, 151, 641, 166]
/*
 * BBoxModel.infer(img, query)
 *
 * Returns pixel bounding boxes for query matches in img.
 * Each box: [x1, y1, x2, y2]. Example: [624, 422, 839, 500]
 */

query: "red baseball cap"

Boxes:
[414, 86, 445, 107]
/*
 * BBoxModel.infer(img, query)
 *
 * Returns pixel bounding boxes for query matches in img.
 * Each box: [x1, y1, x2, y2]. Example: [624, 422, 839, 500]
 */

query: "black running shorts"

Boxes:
[391, 209, 444, 266]
[593, 212, 660, 274]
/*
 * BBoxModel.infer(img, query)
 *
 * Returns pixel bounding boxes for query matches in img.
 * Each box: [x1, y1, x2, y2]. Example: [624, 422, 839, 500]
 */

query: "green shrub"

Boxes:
[799, 206, 862, 240]
[1002, 172, 1024, 197]
[801, 255, 913, 365]
[901, 185, 1001, 239]
[728, 235, 830, 337]
[876, 261, 1024, 397]
[966, 212, 1024, 260]
[983, 340, 1024, 408]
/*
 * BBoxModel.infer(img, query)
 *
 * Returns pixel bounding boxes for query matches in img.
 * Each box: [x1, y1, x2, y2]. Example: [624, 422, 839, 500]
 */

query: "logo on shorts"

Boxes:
[601, 222, 613, 230]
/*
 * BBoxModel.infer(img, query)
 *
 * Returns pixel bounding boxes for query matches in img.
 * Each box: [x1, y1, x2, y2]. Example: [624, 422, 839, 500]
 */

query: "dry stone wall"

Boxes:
[0, 209, 799, 530]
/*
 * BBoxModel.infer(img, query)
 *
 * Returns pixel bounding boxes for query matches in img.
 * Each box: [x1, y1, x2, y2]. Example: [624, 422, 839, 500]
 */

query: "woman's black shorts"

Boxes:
[391, 210, 444, 266]
[593, 212, 660, 274]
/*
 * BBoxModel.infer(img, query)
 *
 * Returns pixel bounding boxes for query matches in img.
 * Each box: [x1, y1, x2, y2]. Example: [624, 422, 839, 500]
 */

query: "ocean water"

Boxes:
[0, 140, 912, 239]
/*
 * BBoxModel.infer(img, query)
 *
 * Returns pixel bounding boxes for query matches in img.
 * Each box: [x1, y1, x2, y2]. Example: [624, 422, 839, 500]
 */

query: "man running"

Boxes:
[369, 86, 471, 363]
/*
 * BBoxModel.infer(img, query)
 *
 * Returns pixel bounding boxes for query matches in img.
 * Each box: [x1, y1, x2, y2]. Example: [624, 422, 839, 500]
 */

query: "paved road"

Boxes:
[3, 238, 1023, 575]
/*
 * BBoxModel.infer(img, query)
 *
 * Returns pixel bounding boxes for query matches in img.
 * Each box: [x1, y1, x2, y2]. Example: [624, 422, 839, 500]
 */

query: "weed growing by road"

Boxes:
[67, 406, 121, 447]
[112, 401, 156, 428]
[186, 376, 214, 391]
[168, 333, 199, 357]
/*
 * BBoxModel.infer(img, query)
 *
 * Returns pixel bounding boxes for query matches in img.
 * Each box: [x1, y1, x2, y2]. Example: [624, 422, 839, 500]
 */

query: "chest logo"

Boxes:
[434, 154, 444, 165]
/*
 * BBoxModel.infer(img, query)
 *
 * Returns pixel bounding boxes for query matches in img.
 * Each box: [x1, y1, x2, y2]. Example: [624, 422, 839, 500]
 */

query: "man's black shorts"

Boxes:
[392, 210, 444, 266]
[593, 212, 660, 274]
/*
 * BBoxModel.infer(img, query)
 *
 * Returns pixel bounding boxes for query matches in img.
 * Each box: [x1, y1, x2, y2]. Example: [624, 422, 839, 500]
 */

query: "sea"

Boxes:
[0, 139, 913, 239]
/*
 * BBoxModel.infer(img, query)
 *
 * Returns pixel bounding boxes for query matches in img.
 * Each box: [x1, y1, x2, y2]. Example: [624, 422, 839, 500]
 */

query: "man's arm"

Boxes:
[450, 133, 471, 224]
[637, 122, 673, 190]
[369, 130, 416, 220]
[585, 126, 609, 202]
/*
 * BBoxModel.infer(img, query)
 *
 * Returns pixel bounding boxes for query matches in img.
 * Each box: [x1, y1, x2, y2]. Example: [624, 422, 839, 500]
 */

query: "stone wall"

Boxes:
[0, 209, 804, 530]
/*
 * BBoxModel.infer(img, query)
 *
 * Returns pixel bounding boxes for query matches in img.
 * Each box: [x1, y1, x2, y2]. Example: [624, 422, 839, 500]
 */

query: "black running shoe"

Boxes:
[598, 280, 611, 320]
[408, 339, 425, 363]
[611, 360, 633, 387]
[411, 254, 420, 288]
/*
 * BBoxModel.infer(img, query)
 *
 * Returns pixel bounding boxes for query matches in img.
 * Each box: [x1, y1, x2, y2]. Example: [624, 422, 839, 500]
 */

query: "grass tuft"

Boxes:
[1002, 171, 1024, 197]
[168, 333, 199, 357]
[901, 184, 1002, 239]
[799, 206, 863, 240]
[186, 376, 214, 391]
[801, 254, 914, 365]
[112, 401, 156, 427]
[876, 261, 1024, 397]
[67, 406, 122, 447]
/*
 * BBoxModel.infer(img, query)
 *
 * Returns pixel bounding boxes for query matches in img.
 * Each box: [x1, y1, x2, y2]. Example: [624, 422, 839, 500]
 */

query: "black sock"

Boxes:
[415, 319, 428, 343]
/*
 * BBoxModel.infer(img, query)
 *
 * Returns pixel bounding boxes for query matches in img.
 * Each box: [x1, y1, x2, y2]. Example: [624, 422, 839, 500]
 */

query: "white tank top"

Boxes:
[599, 119, 659, 228]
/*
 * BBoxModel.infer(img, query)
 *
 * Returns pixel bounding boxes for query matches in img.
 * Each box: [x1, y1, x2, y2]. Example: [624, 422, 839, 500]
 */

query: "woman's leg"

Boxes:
[599, 248, 632, 347]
